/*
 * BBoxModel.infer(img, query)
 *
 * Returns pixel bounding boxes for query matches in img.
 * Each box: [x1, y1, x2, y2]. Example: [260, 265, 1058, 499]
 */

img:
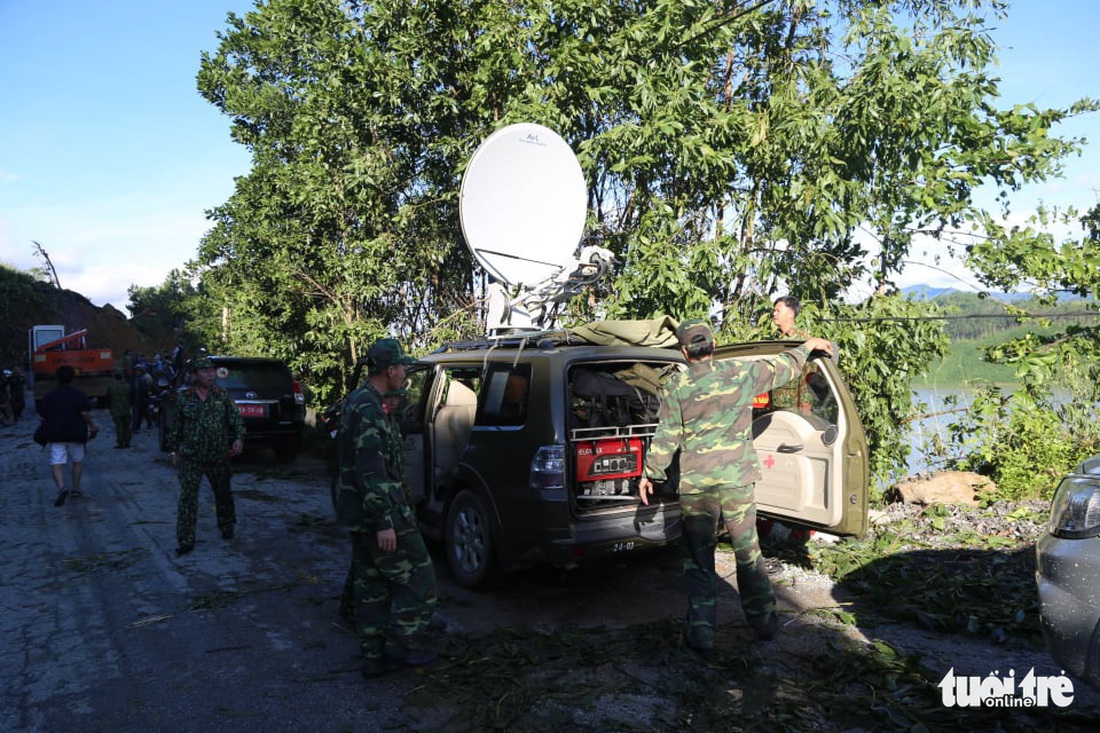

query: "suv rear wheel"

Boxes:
[445, 490, 496, 588]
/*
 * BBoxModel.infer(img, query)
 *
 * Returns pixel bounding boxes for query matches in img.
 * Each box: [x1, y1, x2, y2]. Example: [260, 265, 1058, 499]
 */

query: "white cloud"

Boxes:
[0, 193, 216, 311]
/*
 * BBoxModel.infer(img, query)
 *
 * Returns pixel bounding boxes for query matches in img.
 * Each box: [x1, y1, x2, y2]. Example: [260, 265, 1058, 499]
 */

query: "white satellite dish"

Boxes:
[459, 123, 587, 289]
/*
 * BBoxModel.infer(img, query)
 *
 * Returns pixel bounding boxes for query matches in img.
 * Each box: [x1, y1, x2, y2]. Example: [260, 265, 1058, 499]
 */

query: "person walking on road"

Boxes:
[37, 364, 100, 506]
[105, 368, 132, 448]
[131, 363, 152, 433]
[165, 357, 245, 556]
[638, 318, 834, 654]
[0, 373, 12, 425]
[335, 338, 437, 678]
[9, 365, 26, 421]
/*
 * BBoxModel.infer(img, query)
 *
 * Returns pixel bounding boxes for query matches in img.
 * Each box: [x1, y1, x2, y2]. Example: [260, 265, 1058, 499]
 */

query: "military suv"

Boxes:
[384, 322, 869, 588]
[159, 356, 306, 463]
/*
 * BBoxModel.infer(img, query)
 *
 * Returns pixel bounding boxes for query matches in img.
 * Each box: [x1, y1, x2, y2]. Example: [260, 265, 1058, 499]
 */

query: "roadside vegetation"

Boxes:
[178, 0, 1100, 501]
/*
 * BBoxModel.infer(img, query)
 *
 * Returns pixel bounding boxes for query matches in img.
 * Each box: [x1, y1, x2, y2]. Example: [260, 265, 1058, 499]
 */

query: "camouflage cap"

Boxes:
[367, 338, 416, 372]
[676, 318, 714, 348]
[190, 357, 215, 371]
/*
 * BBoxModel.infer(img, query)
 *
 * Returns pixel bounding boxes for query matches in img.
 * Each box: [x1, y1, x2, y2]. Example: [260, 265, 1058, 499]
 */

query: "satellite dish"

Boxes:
[460, 123, 587, 289]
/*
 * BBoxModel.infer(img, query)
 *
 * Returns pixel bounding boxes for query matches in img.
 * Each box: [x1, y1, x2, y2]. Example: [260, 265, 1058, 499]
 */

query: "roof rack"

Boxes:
[432, 328, 582, 353]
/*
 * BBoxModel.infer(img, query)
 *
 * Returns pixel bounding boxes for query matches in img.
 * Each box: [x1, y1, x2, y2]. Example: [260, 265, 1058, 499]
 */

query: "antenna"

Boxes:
[459, 123, 613, 335]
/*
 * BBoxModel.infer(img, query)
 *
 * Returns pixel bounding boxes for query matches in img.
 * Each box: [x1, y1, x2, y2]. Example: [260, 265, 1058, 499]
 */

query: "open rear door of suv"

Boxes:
[714, 341, 869, 538]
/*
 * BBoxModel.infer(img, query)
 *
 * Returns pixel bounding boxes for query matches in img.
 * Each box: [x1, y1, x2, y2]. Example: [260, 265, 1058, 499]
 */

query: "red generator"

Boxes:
[575, 437, 643, 501]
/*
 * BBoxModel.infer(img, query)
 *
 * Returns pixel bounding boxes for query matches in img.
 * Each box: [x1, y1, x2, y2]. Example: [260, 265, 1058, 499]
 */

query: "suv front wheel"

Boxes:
[444, 490, 496, 588]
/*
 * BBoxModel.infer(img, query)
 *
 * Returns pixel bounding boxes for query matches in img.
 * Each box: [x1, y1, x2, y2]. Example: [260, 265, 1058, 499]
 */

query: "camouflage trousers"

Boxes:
[679, 485, 775, 649]
[176, 459, 236, 546]
[348, 515, 437, 661]
[112, 414, 132, 447]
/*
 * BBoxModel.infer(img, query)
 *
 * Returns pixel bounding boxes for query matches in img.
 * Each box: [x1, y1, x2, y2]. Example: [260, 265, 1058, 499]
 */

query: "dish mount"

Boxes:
[459, 123, 613, 335]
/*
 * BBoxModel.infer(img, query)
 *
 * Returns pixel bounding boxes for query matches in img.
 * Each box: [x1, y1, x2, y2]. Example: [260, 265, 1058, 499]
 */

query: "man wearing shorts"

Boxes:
[37, 365, 99, 506]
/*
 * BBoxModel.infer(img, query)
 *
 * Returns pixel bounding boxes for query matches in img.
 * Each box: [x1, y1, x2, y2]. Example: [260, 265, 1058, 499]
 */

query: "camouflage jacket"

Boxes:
[770, 327, 810, 409]
[335, 380, 409, 533]
[644, 344, 811, 491]
[167, 385, 245, 463]
[105, 379, 131, 418]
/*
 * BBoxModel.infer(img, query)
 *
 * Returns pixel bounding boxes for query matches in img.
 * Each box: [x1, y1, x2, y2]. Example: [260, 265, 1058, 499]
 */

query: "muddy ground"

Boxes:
[1, 412, 1097, 732]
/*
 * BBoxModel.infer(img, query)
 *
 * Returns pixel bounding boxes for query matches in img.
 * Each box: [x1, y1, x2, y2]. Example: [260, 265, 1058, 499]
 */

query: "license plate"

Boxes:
[238, 404, 267, 418]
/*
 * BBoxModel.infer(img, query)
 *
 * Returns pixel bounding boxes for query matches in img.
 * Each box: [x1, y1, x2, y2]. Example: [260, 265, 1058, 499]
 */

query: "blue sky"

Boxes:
[1, 1, 1098, 313]
[0, 0, 254, 312]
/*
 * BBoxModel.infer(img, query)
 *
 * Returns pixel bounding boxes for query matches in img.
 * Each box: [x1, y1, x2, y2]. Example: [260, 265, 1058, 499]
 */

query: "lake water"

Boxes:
[904, 384, 1082, 477]
[905, 386, 981, 476]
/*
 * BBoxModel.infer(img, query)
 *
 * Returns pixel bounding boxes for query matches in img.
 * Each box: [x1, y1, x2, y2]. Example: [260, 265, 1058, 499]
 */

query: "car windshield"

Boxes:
[216, 364, 289, 391]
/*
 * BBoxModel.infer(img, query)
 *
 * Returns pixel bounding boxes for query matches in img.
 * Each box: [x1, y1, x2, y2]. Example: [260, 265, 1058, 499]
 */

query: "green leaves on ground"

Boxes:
[807, 505, 1042, 643]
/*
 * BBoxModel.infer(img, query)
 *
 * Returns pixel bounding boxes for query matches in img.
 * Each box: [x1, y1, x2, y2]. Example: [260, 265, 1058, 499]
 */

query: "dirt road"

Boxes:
[2, 413, 1098, 732]
[0, 413, 693, 732]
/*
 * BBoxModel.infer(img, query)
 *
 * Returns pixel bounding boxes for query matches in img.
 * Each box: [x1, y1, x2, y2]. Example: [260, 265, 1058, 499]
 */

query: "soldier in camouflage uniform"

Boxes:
[639, 319, 834, 653]
[166, 357, 245, 556]
[769, 295, 813, 412]
[105, 368, 132, 448]
[772, 295, 807, 340]
[335, 338, 437, 679]
[338, 386, 407, 622]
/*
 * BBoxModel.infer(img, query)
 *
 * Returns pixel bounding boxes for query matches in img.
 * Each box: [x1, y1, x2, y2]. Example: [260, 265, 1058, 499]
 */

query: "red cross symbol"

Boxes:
[763, 453, 775, 470]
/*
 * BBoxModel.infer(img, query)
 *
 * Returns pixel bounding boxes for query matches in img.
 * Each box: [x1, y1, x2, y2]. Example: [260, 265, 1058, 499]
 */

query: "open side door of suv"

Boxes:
[714, 341, 869, 538]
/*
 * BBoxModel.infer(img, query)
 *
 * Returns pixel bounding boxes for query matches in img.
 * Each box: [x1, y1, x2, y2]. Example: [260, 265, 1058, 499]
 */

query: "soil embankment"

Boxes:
[1, 279, 170, 370]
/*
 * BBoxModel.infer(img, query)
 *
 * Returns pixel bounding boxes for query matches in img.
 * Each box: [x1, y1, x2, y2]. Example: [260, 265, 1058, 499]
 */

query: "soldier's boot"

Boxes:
[750, 612, 779, 641]
[360, 655, 402, 679]
[390, 647, 438, 668]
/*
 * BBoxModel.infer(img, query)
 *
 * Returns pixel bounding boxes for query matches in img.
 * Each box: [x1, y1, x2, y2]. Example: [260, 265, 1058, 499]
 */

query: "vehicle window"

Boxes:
[215, 363, 290, 391]
[755, 360, 839, 424]
[477, 363, 531, 427]
[569, 363, 662, 431]
[397, 366, 429, 433]
[429, 366, 483, 422]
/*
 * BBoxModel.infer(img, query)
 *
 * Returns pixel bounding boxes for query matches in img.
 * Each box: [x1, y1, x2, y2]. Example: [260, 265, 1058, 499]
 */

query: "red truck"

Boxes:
[28, 325, 115, 405]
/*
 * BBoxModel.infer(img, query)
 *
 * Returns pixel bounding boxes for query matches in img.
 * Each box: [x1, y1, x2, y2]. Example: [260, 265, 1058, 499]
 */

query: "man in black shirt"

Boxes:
[37, 365, 99, 506]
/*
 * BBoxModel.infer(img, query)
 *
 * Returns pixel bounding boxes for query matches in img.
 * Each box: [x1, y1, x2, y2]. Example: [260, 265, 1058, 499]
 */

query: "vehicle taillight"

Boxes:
[292, 380, 305, 405]
[530, 445, 565, 489]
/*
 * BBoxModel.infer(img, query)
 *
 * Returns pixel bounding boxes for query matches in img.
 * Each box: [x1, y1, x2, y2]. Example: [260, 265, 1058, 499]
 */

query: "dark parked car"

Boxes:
[1036, 454, 1100, 691]
[159, 356, 305, 463]
[332, 323, 870, 588]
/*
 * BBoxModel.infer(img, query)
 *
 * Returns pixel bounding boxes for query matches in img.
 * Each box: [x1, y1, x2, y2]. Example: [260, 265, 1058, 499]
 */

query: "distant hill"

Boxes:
[906, 283, 1098, 386]
[901, 284, 1089, 303]
[900, 284, 1034, 302]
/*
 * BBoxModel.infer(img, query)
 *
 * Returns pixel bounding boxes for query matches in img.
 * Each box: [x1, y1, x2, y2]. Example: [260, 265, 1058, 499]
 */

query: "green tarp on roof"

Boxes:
[567, 316, 680, 348]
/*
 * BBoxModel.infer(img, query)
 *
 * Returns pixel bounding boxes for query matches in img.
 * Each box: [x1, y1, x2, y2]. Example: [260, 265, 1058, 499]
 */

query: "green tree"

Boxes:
[0, 264, 47, 366]
[126, 269, 198, 348]
[940, 204, 1100, 497]
[195, 0, 486, 405]
[189, 0, 1094, 480]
